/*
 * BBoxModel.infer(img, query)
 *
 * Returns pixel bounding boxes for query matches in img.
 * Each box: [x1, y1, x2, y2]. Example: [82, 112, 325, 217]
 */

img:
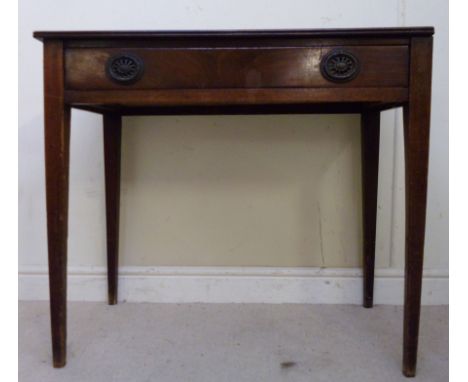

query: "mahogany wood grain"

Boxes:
[402, 36, 433, 378]
[71, 102, 405, 116]
[62, 38, 411, 49]
[64, 88, 408, 107]
[33, 27, 435, 40]
[360, 111, 380, 308]
[43, 40, 70, 368]
[65, 46, 408, 90]
[103, 114, 122, 305]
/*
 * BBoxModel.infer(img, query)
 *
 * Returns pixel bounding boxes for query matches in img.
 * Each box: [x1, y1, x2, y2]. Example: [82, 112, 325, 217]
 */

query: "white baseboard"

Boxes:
[18, 266, 449, 305]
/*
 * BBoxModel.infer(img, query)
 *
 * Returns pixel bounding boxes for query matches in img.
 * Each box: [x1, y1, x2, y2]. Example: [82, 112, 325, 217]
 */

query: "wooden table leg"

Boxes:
[43, 40, 70, 368]
[361, 111, 380, 308]
[402, 36, 433, 378]
[103, 114, 122, 305]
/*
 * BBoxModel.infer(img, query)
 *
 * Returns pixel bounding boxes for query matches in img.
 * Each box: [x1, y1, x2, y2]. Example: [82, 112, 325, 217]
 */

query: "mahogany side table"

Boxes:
[34, 28, 434, 377]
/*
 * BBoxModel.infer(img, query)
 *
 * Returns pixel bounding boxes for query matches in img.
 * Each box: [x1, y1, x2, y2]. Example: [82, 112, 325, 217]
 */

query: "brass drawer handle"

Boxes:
[106, 53, 144, 85]
[320, 49, 360, 83]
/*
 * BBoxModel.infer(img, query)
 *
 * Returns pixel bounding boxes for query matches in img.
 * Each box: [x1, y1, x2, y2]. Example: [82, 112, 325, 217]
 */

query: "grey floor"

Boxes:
[19, 302, 448, 382]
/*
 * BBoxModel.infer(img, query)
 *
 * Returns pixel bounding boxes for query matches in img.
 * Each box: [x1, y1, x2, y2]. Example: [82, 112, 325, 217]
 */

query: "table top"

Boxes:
[33, 27, 434, 40]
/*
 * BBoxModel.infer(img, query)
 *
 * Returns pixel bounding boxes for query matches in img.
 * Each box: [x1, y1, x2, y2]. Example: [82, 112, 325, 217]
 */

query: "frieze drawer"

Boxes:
[65, 46, 409, 90]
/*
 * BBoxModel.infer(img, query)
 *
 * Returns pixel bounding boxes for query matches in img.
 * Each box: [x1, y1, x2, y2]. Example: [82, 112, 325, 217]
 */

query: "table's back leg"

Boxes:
[43, 40, 70, 368]
[103, 114, 122, 305]
[361, 111, 380, 308]
[402, 36, 433, 378]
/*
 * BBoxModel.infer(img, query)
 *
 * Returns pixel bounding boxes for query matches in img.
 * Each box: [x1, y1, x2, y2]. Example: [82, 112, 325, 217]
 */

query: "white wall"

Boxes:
[18, 0, 448, 303]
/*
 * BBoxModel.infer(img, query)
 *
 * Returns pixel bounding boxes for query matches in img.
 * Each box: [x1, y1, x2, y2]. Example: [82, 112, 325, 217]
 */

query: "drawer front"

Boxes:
[65, 46, 409, 90]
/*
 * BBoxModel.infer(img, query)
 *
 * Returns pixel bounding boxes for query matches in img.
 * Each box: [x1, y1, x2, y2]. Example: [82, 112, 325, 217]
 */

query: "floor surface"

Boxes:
[19, 302, 448, 382]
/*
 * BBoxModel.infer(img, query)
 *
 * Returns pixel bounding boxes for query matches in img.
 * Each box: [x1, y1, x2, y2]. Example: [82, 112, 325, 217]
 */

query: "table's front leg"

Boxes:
[43, 40, 70, 367]
[402, 36, 433, 378]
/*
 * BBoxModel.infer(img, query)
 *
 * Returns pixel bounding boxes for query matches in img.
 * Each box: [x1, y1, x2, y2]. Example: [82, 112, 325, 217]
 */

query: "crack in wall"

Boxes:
[317, 202, 325, 267]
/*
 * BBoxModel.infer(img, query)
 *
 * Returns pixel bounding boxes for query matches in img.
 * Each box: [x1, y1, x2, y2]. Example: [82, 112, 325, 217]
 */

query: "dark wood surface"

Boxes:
[43, 40, 70, 368]
[65, 46, 409, 90]
[361, 111, 380, 308]
[103, 114, 122, 306]
[402, 36, 433, 378]
[64, 88, 409, 107]
[70, 102, 403, 116]
[36, 28, 434, 377]
[33, 27, 434, 40]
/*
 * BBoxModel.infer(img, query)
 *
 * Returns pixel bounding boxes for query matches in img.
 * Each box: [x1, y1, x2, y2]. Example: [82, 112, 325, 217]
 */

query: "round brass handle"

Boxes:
[320, 49, 360, 83]
[106, 53, 144, 85]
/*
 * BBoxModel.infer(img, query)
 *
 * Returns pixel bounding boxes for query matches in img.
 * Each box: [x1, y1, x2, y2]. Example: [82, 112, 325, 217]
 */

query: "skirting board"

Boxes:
[18, 266, 448, 305]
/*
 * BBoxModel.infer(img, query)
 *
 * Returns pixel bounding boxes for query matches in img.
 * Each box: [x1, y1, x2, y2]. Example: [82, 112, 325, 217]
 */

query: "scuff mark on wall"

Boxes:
[398, 0, 407, 26]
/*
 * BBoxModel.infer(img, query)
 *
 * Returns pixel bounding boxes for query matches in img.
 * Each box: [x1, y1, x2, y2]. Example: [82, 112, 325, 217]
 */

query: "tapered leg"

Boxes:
[402, 37, 433, 378]
[361, 111, 380, 308]
[43, 41, 70, 368]
[103, 114, 122, 305]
